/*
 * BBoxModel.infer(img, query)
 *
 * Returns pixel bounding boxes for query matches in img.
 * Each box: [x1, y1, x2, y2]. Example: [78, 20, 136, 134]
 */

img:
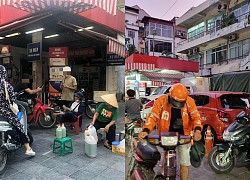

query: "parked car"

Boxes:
[189, 91, 250, 143]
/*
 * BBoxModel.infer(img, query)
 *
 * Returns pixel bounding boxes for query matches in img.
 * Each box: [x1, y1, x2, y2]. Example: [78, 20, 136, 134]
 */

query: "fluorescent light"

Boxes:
[44, 34, 59, 39]
[77, 26, 94, 31]
[5, 32, 21, 38]
[85, 26, 94, 30]
[0, 37, 4, 40]
[25, 28, 44, 34]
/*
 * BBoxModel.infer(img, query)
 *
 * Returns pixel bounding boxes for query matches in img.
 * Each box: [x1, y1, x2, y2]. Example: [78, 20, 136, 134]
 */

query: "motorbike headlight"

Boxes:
[161, 136, 178, 146]
[148, 138, 160, 145]
[223, 130, 231, 141]
[231, 136, 240, 141]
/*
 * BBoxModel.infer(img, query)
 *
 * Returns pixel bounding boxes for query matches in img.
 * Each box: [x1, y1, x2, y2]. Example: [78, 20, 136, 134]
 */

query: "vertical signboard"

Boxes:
[27, 42, 41, 61]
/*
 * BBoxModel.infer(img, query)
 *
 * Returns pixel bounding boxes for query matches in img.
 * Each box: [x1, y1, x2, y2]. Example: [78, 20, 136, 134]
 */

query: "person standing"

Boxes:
[125, 89, 143, 120]
[0, 65, 35, 156]
[138, 83, 202, 180]
[60, 66, 77, 106]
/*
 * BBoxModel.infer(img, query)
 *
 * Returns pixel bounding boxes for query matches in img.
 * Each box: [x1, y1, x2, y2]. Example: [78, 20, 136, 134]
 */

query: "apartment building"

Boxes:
[176, 0, 250, 91]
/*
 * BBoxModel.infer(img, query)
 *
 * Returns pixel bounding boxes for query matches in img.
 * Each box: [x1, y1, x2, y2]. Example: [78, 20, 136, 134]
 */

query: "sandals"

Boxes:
[104, 142, 112, 150]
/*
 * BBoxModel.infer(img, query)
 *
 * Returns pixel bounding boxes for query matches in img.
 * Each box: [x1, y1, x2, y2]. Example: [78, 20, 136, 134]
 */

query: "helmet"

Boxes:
[169, 83, 188, 109]
[63, 66, 71, 72]
[190, 141, 206, 168]
[74, 92, 84, 100]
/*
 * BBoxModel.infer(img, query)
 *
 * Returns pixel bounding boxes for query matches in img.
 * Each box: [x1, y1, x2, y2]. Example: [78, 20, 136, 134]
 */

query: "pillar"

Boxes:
[106, 66, 117, 93]
[32, 32, 43, 89]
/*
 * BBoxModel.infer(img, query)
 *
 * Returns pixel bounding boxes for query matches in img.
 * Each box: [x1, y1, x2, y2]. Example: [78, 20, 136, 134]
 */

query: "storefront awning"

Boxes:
[126, 54, 199, 72]
[141, 72, 184, 81]
[126, 62, 155, 71]
[58, 21, 125, 57]
[0, 0, 118, 15]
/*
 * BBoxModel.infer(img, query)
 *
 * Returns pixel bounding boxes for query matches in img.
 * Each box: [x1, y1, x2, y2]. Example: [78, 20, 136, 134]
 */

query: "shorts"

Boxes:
[177, 143, 191, 166]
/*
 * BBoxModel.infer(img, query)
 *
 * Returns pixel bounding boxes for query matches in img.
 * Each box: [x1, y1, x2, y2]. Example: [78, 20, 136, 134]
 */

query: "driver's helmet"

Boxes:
[168, 83, 188, 109]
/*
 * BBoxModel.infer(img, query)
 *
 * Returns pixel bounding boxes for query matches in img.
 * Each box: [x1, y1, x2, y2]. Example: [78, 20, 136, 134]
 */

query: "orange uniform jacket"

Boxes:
[143, 95, 202, 135]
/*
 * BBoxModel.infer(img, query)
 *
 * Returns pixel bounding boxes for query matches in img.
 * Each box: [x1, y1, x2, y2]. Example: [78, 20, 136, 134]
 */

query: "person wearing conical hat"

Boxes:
[90, 94, 119, 149]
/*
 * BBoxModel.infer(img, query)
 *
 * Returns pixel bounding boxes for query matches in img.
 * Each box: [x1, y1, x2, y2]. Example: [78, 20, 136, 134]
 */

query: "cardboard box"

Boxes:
[112, 139, 125, 156]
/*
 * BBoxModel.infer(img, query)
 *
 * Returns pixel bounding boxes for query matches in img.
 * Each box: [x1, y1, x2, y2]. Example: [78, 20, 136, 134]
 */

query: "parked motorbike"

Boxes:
[49, 88, 99, 119]
[125, 117, 143, 145]
[128, 132, 191, 180]
[0, 104, 33, 174]
[208, 107, 250, 174]
[16, 91, 56, 128]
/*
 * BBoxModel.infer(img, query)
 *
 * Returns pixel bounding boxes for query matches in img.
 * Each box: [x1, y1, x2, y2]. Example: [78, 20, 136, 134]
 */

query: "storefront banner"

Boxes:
[49, 47, 68, 58]
[27, 42, 41, 61]
[49, 58, 66, 66]
[106, 53, 125, 66]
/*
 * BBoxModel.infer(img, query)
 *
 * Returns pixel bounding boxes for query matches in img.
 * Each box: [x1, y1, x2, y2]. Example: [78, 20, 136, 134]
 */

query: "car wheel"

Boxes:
[202, 126, 217, 145]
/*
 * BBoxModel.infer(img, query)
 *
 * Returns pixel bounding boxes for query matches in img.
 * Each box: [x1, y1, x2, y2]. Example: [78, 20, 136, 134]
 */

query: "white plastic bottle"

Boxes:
[56, 125, 62, 139]
[84, 134, 97, 158]
[61, 123, 66, 138]
[84, 126, 98, 143]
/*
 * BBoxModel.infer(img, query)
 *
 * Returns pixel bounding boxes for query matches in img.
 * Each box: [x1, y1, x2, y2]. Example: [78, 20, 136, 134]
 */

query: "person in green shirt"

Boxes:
[90, 94, 119, 149]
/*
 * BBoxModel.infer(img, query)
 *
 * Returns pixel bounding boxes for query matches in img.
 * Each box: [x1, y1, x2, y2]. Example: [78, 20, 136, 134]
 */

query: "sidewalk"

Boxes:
[0, 102, 125, 180]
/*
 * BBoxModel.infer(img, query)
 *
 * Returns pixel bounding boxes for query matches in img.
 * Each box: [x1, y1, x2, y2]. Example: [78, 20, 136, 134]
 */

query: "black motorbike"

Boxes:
[0, 104, 33, 174]
[208, 107, 250, 174]
[128, 132, 191, 180]
[49, 88, 99, 119]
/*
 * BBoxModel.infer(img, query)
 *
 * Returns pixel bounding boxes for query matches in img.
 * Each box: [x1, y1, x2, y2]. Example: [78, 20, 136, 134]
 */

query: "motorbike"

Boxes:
[0, 104, 33, 174]
[128, 132, 191, 180]
[49, 88, 99, 119]
[208, 107, 250, 174]
[16, 91, 56, 128]
[125, 117, 143, 145]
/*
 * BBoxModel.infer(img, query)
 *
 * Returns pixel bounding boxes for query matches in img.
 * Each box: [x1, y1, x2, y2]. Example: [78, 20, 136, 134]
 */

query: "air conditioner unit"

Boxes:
[228, 34, 237, 41]
[193, 47, 199, 54]
[176, 31, 185, 38]
[187, 49, 193, 55]
[218, 4, 227, 11]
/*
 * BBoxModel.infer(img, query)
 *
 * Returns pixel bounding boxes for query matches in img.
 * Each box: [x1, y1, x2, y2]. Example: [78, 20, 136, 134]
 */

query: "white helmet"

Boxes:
[63, 66, 71, 72]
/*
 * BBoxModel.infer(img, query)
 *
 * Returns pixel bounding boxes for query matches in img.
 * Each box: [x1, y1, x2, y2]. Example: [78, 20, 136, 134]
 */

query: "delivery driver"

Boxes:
[138, 83, 203, 180]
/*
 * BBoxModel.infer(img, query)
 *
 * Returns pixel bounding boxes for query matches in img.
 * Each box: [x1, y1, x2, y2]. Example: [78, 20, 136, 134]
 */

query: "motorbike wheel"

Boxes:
[27, 127, 33, 145]
[208, 146, 235, 174]
[38, 109, 56, 129]
[85, 103, 98, 119]
[0, 150, 7, 175]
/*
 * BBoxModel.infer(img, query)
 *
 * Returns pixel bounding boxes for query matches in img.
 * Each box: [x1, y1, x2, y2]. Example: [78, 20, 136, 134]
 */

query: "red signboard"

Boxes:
[139, 82, 147, 88]
[49, 47, 68, 58]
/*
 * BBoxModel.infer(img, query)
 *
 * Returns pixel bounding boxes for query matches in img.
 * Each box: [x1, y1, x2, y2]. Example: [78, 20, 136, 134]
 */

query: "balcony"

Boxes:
[176, 12, 250, 53]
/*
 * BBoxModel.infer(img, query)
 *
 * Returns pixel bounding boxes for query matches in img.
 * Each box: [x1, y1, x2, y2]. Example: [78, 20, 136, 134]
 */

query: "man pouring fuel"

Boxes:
[138, 83, 203, 180]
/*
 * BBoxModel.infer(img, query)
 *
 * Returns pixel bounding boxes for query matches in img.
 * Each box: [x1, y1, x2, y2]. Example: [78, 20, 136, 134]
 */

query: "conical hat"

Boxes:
[101, 94, 119, 108]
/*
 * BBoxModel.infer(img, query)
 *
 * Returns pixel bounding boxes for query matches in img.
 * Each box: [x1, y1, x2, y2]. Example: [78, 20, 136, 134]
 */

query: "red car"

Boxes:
[189, 91, 250, 142]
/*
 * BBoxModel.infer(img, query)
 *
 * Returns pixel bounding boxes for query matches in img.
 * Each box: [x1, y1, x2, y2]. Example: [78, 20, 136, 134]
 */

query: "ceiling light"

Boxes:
[5, 32, 21, 38]
[85, 26, 94, 30]
[25, 28, 45, 34]
[0, 37, 4, 40]
[44, 34, 59, 39]
[77, 26, 94, 31]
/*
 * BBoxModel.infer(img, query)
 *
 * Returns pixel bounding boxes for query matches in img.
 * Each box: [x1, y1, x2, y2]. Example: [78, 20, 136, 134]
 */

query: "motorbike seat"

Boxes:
[136, 141, 161, 161]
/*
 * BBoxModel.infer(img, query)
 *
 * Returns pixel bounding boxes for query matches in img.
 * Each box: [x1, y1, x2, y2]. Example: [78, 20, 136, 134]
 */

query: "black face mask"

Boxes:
[169, 96, 186, 109]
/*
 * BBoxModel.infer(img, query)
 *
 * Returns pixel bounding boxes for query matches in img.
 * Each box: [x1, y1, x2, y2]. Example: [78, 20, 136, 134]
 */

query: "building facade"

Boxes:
[176, 0, 250, 92]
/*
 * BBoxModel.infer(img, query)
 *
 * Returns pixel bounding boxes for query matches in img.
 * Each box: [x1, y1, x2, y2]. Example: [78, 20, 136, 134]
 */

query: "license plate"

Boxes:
[134, 127, 142, 134]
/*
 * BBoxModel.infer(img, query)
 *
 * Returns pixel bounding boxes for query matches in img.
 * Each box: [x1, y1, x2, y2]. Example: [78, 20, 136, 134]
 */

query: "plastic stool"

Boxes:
[53, 137, 73, 156]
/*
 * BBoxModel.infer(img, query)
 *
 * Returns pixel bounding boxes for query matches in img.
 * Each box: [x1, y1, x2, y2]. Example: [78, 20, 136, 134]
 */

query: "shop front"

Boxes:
[0, 0, 125, 101]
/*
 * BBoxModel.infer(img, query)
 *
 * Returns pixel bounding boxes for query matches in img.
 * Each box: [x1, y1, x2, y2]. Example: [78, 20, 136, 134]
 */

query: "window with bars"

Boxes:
[150, 40, 172, 53]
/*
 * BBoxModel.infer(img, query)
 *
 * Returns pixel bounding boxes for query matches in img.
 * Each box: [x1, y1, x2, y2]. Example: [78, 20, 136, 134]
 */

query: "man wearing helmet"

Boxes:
[138, 83, 202, 180]
[60, 66, 77, 106]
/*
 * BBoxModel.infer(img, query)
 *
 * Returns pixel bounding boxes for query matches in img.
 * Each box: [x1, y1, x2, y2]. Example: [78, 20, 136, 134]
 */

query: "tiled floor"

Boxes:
[0, 103, 125, 180]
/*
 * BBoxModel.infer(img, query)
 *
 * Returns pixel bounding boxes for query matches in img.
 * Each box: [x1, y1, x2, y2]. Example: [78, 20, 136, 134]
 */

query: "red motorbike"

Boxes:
[16, 91, 56, 128]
